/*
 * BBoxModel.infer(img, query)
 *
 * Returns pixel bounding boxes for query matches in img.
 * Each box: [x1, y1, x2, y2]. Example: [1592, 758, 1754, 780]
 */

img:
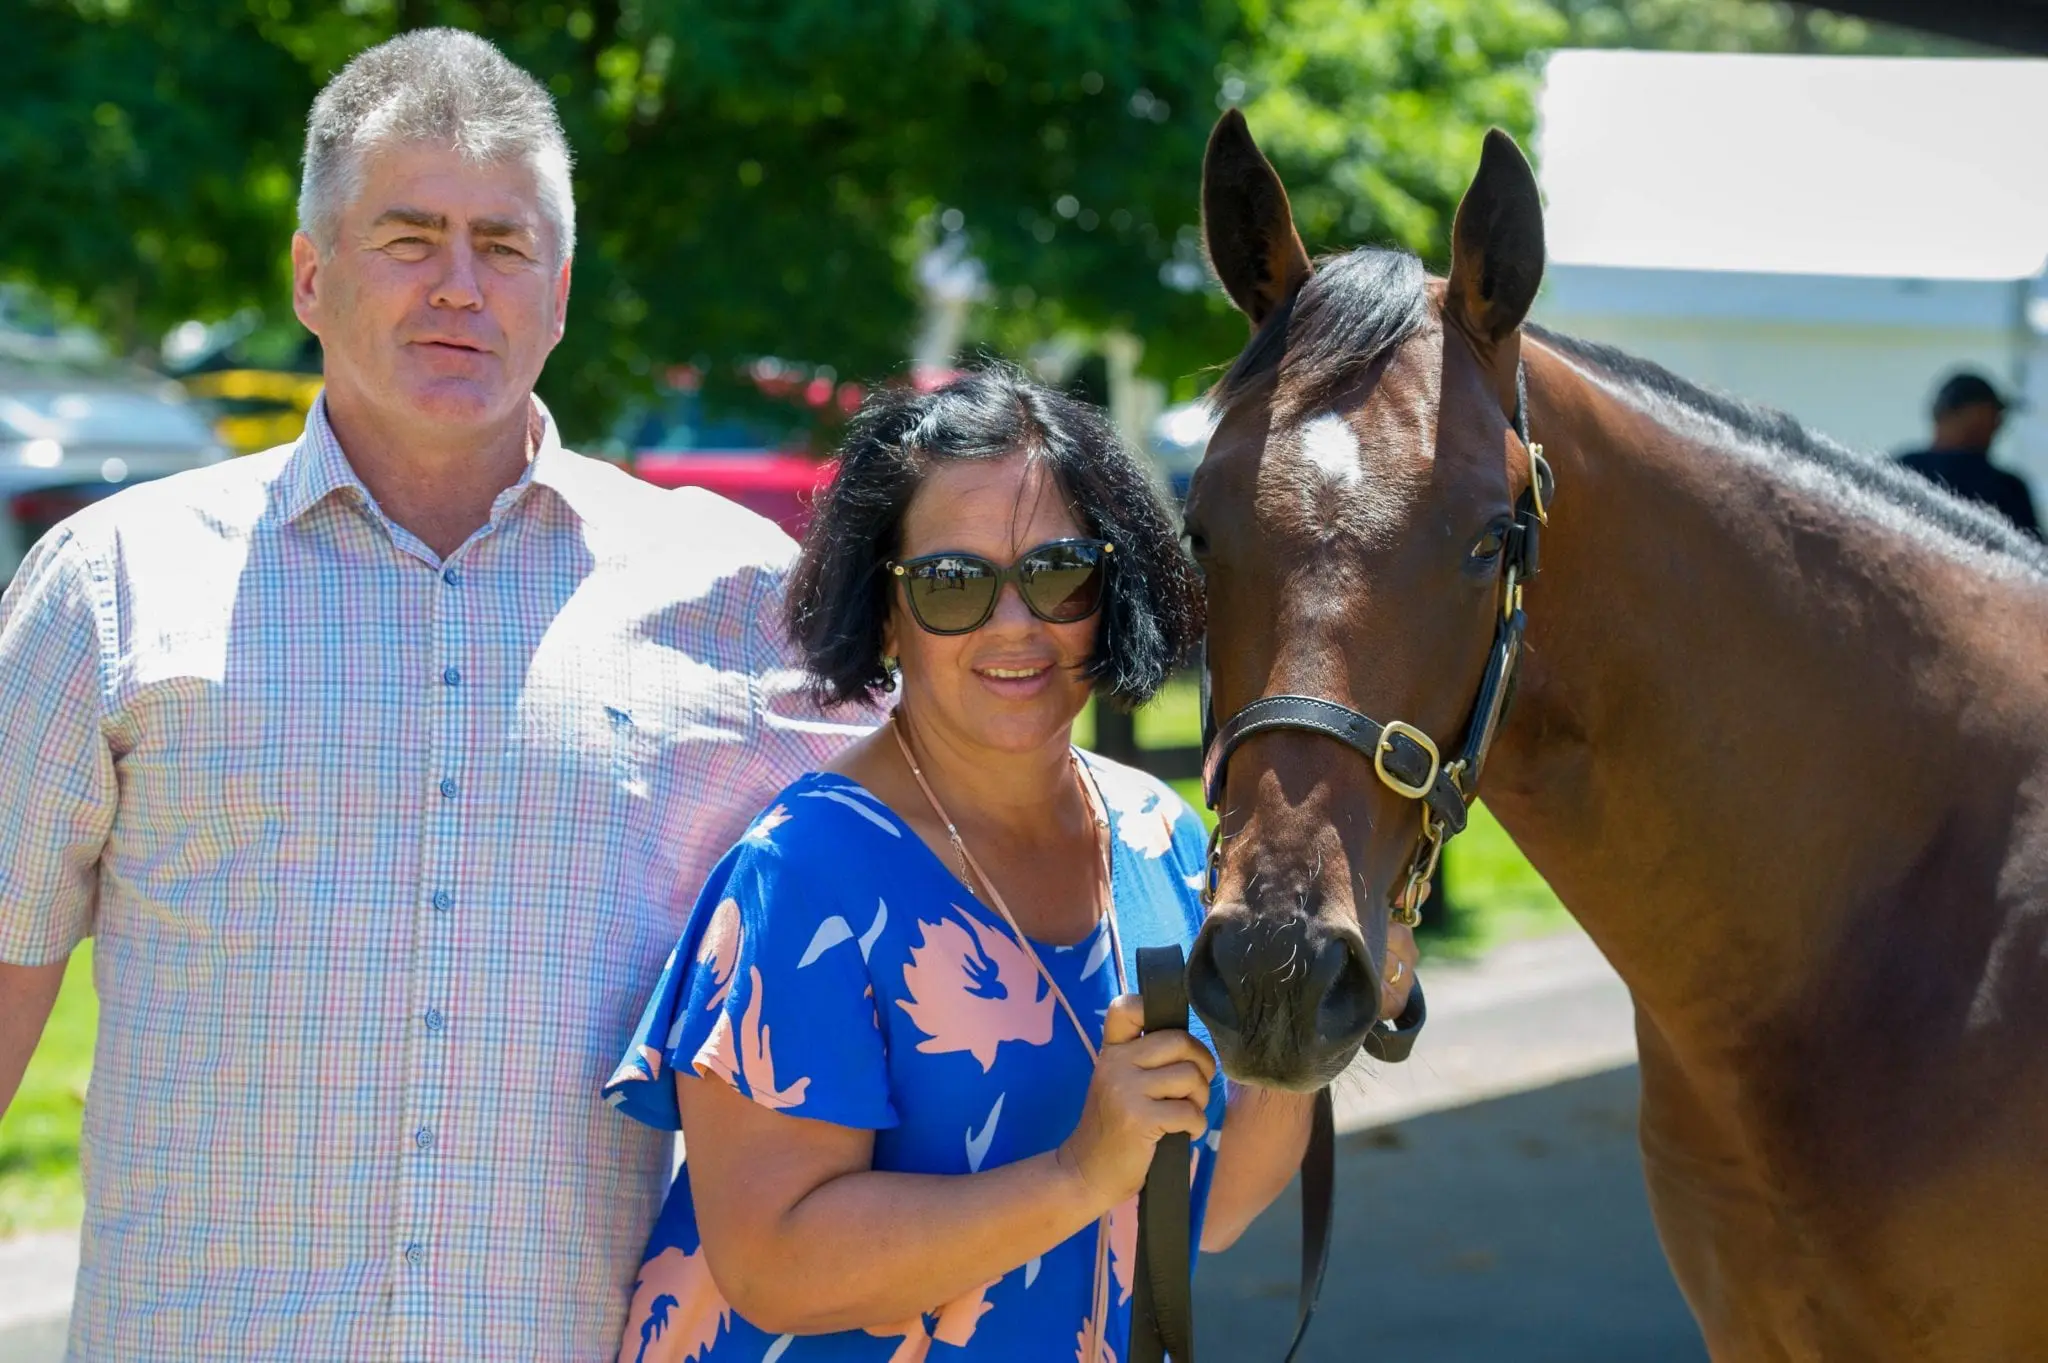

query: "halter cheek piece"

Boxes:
[1198, 363, 1555, 928]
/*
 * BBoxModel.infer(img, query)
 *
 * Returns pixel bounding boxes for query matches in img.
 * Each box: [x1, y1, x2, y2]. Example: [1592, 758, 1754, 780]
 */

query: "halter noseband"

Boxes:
[1199, 364, 1555, 926]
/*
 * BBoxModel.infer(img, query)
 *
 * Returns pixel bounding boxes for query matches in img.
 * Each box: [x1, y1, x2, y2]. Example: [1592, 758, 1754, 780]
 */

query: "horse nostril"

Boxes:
[1310, 929, 1379, 1051]
[1186, 918, 1244, 1038]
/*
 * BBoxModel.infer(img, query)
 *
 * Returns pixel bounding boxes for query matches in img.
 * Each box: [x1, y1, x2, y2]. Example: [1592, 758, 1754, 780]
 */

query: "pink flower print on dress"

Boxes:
[745, 804, 793, 843]
[1074, 1319, 1119, 1363]
[605, 1044, 665, 1091]
[864, 1282, 995, 1362]
[616, 1245, 731, 1363]
[691, 966, 808, 1109]
[897, 909, 1056, 1072]
[671, 898, 742, 1060]
[698, 898, 742, 1013]
[1107, 1194, 1138, 1306]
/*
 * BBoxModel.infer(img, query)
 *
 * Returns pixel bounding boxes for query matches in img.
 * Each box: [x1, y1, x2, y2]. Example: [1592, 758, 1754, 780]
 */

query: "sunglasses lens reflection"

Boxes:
[905, 557, 1000, 633]
[900, 543, 1107, 634]
[1019, 545, 1103, 622]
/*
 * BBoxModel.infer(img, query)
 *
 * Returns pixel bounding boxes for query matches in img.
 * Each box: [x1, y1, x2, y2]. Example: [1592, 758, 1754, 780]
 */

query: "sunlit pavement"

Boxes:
[1195, 932, 1704, 1362]
[1200, 1065, 1705, 1362]
[0, 931, 1702, 1362]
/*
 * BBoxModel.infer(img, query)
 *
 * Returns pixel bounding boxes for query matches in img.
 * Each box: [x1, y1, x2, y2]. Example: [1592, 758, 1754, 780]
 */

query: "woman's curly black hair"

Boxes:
[787, 366, 1204, 709]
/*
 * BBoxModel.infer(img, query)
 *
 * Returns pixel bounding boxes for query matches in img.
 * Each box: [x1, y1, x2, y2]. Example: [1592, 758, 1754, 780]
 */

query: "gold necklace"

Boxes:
[888, 709, 1123, 1359]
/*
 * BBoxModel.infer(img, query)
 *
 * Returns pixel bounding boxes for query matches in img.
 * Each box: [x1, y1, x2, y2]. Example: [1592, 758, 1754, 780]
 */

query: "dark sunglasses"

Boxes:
[888, 538, 1114, 635]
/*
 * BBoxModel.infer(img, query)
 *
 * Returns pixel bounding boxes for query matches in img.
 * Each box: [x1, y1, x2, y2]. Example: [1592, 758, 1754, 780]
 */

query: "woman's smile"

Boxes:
[973, 660, 1057, 698]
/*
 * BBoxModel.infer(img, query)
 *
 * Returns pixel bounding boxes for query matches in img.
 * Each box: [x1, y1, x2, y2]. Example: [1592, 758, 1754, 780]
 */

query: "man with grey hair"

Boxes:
[0, 28, 866, 1357]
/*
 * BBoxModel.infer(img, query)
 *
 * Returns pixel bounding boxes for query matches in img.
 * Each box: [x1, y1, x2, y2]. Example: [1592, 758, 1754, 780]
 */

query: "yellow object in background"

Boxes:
[179, 369, 322, 455]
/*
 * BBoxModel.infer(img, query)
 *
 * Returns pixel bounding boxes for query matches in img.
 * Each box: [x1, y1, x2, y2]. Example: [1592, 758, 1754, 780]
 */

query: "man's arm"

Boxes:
[0, 529, 116, 1030]
[0, 960, 68, 1119]
[707, 560, 881, 850]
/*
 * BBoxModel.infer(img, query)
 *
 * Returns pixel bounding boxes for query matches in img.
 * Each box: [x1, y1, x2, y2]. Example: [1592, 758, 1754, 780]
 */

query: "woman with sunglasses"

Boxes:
[602, 368, 1417, 1361]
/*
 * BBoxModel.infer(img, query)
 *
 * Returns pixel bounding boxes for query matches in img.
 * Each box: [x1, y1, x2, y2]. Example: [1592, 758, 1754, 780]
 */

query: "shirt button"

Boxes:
[424, 1007, 445, 1032]
[403, 1243, 424, 1268]
[415, 1127, 435, 1151]
[431, 890, 454, 912]
[439, 777, 459, 800]
[442, 567, 463, 586]
[442, 666, 462, 687]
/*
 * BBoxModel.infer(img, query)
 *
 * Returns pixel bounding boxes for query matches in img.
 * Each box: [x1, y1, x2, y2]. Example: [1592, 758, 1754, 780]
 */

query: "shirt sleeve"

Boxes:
[0, 530, 116, 965]
[605, 800, 896, 1133]
[686, 561, 881, 865]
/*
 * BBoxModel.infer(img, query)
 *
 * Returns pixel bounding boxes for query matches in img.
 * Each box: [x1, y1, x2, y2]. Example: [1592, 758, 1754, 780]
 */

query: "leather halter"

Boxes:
[1199, 364, 1555, 926]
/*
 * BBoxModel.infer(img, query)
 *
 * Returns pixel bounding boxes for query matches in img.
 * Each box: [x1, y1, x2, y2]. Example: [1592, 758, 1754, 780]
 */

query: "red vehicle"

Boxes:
[631, 449, 837, 540]
[620, 364, 851, 538]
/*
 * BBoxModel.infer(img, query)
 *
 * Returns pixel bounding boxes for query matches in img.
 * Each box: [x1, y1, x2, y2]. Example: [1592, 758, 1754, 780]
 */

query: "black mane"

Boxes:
[1214, 247, 1428, 415]
[1529, 324, 2048, 574]
[1213, 242, 2046, 574]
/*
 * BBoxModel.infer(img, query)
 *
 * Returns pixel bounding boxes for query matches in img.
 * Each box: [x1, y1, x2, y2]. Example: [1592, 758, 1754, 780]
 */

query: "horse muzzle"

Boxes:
[1186, 906, 1380, 1090]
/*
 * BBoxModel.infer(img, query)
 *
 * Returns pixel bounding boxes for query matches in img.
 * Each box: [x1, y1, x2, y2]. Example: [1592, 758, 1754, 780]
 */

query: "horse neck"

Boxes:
[1480, 339, 2048, 1049]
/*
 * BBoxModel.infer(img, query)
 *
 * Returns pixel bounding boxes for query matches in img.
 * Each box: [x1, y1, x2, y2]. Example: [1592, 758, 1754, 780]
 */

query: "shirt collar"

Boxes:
[281, 390, 589, 527]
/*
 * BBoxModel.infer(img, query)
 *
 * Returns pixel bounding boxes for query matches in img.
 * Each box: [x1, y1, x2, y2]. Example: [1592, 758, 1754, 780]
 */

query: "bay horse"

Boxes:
[1185, 109, 2048, 1360]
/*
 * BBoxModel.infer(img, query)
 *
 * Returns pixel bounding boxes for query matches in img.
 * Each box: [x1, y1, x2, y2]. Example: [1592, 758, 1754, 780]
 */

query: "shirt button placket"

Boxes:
[404, 555, 470, 1342]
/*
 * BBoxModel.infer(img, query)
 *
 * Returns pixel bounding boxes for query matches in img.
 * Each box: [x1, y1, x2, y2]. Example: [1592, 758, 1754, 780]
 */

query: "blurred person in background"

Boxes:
[0, 28, 867, 1358]
[1896, 369, 2040, 535]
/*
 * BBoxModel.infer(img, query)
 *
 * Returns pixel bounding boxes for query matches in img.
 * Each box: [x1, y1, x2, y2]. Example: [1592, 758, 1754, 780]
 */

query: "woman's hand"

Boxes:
[1380, 917, 1420, 1021]
[1056, 995, 1215, 1208]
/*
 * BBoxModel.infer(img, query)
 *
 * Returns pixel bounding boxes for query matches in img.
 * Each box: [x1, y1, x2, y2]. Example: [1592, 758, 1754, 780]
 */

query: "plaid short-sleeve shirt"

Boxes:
[0, 395, 870, 1360]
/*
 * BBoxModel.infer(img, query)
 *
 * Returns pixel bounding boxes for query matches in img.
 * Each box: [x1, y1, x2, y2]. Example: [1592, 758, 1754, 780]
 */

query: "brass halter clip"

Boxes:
[1393, 817, 1447, 928]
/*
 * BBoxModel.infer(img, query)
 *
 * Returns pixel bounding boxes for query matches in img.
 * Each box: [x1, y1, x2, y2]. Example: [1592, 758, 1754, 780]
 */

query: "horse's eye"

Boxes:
[1469, 526, 1508, 562]
[1183, 524, 1210, 559]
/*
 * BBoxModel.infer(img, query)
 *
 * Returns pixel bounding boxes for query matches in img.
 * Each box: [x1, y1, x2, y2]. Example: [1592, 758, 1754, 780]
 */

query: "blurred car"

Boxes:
[0, 360, 228, 585]
[618, 371, 839, 539]
[180, 365, 322, 455]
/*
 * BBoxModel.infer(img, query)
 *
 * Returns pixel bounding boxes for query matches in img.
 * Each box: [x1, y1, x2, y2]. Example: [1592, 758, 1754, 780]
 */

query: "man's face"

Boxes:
[1948, 401, 2006, 452]
[292, 142, 570, 436]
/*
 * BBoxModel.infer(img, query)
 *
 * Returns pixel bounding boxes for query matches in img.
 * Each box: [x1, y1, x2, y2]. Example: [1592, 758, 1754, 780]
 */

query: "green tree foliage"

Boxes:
[3, 0, 1567, 434]
[1229, 0, 1565, 269]
[0, 0, 1968, 438]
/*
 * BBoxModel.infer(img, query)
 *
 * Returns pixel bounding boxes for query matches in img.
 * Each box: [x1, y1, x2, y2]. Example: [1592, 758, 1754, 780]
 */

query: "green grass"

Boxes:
[1100, 678, 1570, 959]
[1, 943, 95, 1236]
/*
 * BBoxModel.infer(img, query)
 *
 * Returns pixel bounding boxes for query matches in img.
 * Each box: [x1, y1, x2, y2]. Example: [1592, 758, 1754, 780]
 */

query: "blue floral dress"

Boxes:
[602, 754, 1225, 1363]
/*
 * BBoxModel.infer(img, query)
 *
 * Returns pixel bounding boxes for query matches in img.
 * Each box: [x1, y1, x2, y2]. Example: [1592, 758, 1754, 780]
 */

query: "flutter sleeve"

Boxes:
[604, 797, 897, 1133]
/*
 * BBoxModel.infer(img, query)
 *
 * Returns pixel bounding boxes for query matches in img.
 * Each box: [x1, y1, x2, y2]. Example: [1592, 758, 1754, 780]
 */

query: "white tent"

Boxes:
[1533, 49, 2048, 489]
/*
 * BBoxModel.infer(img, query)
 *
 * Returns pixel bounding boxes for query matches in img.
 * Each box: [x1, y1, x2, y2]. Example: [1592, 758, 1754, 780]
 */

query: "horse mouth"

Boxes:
[1202, 1023, 1364, 1093]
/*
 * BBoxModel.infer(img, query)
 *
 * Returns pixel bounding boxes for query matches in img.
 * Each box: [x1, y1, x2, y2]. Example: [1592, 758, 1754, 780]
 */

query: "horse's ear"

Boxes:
[1445, 129, 1545, 345]
[1202, 109, 1312, 327]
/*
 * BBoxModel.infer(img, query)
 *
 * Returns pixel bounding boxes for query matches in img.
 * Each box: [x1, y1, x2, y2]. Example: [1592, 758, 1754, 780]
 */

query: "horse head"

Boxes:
[1185, 111, 1550, 1089]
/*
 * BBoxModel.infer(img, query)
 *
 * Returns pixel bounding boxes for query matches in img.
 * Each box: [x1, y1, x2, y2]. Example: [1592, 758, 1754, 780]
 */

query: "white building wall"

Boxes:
[1534, 264, 2043, 497]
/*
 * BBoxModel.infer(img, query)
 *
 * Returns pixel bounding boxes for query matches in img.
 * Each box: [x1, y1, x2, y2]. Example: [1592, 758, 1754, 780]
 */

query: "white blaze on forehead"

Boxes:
[1296, 412, 1363, 488]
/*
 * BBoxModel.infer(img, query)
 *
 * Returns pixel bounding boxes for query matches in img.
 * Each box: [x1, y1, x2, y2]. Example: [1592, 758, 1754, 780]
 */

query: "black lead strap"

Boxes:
[1132, 946, 1196, 1363]
[1128, 946, 1428, 1363]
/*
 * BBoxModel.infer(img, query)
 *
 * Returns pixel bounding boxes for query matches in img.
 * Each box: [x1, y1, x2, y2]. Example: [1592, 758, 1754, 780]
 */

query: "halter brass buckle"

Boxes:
[1527, 446, 1551, 525]
[1373, 721, 1440, 802]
